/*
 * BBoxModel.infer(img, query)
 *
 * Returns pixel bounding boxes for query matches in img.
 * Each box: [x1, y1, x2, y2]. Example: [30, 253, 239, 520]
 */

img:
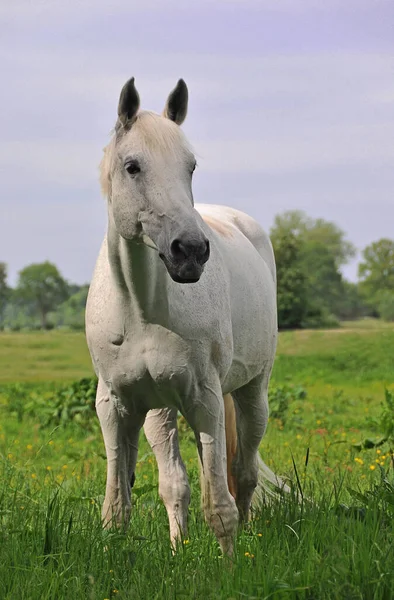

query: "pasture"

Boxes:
[0, 321, 393, 599]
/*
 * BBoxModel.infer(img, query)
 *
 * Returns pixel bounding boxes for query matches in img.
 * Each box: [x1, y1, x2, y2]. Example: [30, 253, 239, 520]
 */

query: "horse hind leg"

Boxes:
[231, 373, 289, 521]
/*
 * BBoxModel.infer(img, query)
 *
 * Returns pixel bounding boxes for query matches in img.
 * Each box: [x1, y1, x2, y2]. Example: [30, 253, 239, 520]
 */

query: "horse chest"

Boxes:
[98, 324, 193, 409]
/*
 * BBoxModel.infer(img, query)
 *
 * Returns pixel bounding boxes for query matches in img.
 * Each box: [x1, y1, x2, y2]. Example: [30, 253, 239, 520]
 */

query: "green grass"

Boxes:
[0, 331, 92, 383]
[0, 321, 394, 599]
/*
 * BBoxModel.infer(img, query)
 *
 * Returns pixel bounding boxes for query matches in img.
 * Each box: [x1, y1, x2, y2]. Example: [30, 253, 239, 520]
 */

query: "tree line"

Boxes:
[0, 210, 393, 331]
[0, 262, 88, 331]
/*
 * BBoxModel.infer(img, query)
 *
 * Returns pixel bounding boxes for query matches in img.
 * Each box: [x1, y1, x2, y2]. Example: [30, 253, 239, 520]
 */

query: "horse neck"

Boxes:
[107, 219, 169, 326]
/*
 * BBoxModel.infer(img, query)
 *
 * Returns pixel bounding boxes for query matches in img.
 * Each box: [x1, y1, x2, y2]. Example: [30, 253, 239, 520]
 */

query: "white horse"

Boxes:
[86, 77, 287, 555]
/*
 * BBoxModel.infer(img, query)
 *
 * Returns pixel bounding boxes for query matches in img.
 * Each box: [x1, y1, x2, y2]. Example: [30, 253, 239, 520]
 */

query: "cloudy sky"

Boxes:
[1, 0, 393, 285]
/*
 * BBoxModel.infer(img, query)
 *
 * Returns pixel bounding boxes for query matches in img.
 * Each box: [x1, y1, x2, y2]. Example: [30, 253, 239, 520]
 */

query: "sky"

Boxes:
[0, 0, 393, 286]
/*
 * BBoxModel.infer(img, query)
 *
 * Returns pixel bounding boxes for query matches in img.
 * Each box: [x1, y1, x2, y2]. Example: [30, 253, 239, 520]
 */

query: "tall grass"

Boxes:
[0, 322, 393, 598]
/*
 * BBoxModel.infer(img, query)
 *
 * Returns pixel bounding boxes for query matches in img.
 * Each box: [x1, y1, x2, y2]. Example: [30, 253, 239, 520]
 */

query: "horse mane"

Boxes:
[99, 111, 192, 198]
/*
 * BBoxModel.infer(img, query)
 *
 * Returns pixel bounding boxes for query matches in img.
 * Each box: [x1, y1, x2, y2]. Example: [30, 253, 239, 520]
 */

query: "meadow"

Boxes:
[0, 320, 393, 599]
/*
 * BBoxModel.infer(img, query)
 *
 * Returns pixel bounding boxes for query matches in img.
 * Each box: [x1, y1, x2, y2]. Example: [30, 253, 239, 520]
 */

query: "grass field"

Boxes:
[0, 321, 393, 599]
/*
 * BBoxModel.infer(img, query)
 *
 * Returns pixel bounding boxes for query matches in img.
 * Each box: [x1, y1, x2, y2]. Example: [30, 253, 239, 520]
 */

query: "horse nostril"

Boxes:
[170, 239, 188, 260]
[202, 240, 210, 263]
[170, 236, 210, 263]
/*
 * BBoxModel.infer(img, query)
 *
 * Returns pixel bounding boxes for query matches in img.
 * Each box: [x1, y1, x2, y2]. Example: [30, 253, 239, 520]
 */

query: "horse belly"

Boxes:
[222, 251, 277, 393]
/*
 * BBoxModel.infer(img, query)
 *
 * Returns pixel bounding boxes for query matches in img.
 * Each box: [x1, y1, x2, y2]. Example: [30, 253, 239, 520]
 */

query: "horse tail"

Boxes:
[252, 454, 292, 507]
[223, 393, 238, 500]
[223, 393, 291, 506]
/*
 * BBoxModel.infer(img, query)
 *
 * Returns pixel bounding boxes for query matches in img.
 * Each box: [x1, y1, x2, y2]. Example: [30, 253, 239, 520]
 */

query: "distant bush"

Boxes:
[49, 286, 89, 330]
[302, 309, 339, 330]
[1, 377, 307, 436]
[269, 383, 307, 426]
[377, 292, 394, 322]
[0, 377, 98, 431]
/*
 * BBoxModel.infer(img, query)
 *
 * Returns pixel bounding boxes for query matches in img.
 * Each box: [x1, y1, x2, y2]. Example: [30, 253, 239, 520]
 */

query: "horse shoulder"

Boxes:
[196, 204, 275, 282]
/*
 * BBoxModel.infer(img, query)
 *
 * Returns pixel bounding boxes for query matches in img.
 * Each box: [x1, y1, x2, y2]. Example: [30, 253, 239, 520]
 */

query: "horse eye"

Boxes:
[125, 161, 141, 176]
[191, 162, 197, 174]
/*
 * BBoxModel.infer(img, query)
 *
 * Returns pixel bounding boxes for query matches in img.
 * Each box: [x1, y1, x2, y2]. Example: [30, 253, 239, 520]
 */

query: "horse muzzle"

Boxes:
[159, 233, 210, 284]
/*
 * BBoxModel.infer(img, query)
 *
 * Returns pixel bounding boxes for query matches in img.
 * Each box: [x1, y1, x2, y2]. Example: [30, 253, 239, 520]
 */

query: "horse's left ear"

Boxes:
[163, 79, 188, 125]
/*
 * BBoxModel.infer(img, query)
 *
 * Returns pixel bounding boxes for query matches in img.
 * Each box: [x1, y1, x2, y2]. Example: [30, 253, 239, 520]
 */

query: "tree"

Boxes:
[270, 211, 355, 321]
[334, 281, 369, 321]
[0, 262, 10, 330]
[377, 291, 394, 322]
[15, 262, 69, 329]
[358, 239, 394, 306]
[50, 285, 89, 330]
[270, 210, 356, 268]
[273, 231, 308, 329]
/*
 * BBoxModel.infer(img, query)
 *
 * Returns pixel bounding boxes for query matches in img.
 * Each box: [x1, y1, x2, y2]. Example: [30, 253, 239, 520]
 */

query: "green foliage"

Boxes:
[270, 210, 355, 328]
[361, 388, 394, 447]
[272, 231, 308, 328]
[271, 210, 356, 267]
[377, 290, 394, 322]
[335, 281, 370, 320]
[348, 469, 394, 520]
[1, 377, 99, 430]
[0, 262, 9, 329]
[49, 285, 89, 330]
[359, 238, 394, 291]
[15, 261, 70, 329]
[269, 383, 307, 425]
[3, 288, 42, 330]
[44, 376, 98, 429]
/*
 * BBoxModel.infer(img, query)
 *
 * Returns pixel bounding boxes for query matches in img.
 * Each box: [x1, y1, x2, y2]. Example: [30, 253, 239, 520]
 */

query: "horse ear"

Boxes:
[163, 79, 188, 125]
[117, 77, 140, 128]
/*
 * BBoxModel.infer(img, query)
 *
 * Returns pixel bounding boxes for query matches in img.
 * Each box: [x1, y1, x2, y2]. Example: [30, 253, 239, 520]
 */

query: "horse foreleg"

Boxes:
[187, 387, 239, 556]
[96, 378, 145, 529]
[144, 408, 190, 547]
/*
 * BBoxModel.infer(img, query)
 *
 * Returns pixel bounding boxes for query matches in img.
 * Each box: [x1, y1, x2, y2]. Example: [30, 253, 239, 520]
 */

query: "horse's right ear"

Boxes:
[117, 77, 140, 129]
